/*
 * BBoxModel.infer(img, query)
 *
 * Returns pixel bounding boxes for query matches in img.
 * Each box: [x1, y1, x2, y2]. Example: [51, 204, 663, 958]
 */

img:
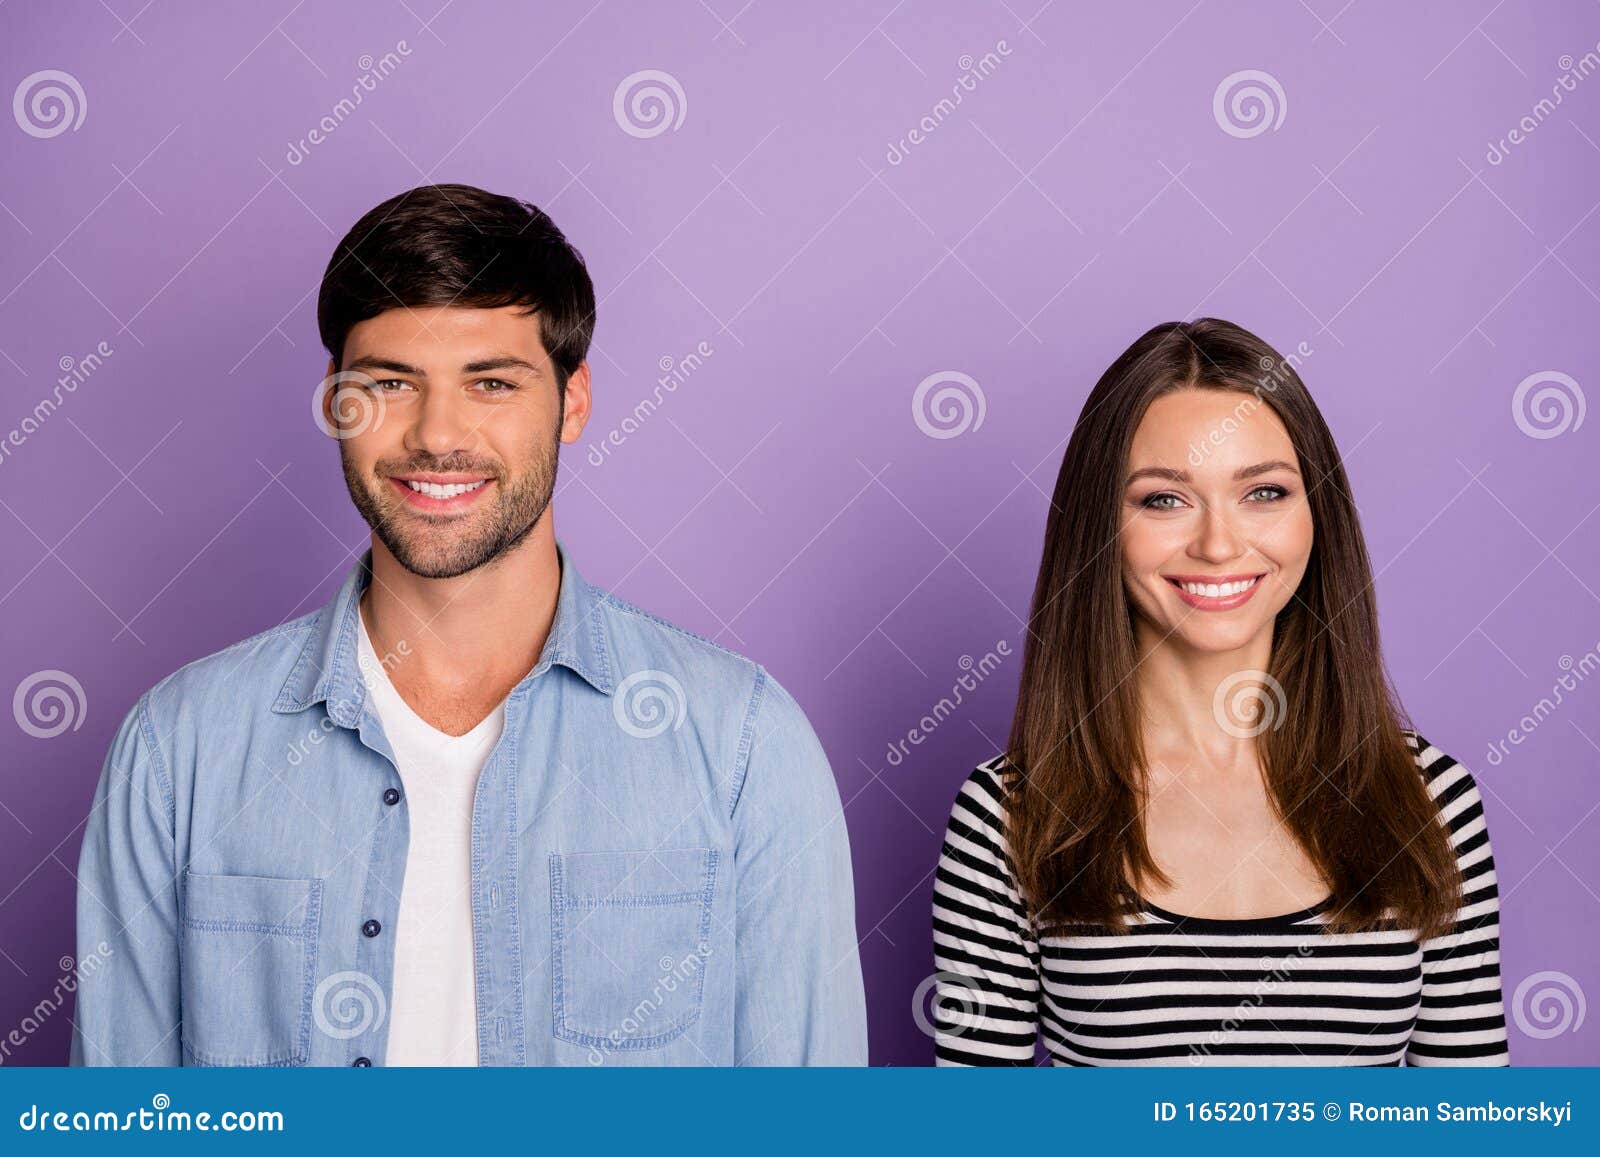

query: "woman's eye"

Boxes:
[1245, 484, 1289, 502]
[1140, 492, 1185, 510]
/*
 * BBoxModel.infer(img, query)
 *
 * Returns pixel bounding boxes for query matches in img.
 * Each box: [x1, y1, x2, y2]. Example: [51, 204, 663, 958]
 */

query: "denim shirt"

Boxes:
[70, 544, 867, 1066]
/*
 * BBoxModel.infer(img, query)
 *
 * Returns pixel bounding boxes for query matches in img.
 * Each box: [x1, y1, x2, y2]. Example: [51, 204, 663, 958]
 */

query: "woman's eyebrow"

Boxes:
[1235, 459, 1299, 479]
[1125, 465, 1189, 484]
[1124, 459, 1300, 486]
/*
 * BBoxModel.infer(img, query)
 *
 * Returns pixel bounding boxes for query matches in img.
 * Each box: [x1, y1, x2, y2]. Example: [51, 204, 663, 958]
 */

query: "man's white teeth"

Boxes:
[1181, 576, 1260, 598]
[405, 480, 487, 499]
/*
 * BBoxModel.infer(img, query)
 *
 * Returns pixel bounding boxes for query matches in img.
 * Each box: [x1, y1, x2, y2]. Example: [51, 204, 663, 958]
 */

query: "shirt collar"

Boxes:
[272, 539, 615, 724]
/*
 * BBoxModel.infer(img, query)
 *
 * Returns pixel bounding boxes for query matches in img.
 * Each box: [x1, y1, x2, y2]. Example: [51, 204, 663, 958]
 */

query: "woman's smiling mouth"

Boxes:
[1163, 572, 1266, 611]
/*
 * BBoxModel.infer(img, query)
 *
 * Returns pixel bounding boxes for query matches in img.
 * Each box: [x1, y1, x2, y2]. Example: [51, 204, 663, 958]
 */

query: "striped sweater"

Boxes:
[932, 732, 1509, 1066]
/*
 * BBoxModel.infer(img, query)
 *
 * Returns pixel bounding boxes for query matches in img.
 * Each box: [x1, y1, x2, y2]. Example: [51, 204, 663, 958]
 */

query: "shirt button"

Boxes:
[352, 1057, 372, 1067]
[382, 788, 401, 806]
[362, 919, 382, 938]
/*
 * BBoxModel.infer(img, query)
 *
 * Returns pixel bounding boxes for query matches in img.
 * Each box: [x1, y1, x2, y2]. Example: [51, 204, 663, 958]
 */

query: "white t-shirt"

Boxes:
[356, 614, 506, 1066]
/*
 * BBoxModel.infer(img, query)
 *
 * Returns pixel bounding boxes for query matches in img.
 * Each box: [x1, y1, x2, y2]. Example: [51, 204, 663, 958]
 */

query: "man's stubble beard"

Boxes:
[341, 433, 561, 580]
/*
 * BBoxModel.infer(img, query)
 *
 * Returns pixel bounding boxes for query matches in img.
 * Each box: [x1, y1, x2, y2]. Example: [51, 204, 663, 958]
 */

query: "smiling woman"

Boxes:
[931, 319, 1508, 1067]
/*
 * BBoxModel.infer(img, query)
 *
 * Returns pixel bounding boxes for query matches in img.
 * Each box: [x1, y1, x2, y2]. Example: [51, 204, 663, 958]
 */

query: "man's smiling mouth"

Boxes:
[386, 473, 495, 512]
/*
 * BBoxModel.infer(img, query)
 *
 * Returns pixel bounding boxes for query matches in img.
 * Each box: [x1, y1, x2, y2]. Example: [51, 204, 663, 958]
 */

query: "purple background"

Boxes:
[2, 1, 1597, 1066]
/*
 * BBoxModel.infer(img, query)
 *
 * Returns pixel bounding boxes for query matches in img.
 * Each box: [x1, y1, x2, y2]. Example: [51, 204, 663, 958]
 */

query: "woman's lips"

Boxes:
[1164, 572, 1266, 612]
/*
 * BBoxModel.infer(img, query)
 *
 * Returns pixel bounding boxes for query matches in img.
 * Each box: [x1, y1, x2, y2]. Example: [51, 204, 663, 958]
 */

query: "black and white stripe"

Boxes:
[932, 732, 1508, 1066]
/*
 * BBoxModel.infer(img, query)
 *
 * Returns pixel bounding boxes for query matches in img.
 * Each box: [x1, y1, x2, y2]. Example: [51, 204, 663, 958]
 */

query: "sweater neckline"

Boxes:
[1137, 895, 1332, 931]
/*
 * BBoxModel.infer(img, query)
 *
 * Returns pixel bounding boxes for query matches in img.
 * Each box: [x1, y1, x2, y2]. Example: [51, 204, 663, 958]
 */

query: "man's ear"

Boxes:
[559, 361, 592, 444]
[320, 357, 340, 434]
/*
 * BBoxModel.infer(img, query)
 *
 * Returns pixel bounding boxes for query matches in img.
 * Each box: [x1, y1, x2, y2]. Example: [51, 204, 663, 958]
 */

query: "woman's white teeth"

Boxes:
[1181, 577, 1259, 598]
[406, 480, 487, 499]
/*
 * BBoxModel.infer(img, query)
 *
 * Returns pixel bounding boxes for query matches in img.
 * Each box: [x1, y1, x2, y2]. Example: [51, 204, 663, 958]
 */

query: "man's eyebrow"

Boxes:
[341, 355, 544, 377]
[345, 356, 422, 376]
[461, 356, 542, 376]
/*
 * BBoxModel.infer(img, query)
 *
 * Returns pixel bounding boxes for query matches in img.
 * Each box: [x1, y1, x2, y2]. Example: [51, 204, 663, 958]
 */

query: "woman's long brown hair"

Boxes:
[1006, 318, 1459, 939]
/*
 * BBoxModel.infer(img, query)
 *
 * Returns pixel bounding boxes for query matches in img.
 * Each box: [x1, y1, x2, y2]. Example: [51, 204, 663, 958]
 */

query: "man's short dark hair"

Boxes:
[317, 183, 596, 388]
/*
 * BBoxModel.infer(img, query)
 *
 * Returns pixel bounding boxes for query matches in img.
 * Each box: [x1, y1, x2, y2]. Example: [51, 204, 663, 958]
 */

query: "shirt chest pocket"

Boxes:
[180, 871, 322, 1066]
[549, 848, 718, 1053]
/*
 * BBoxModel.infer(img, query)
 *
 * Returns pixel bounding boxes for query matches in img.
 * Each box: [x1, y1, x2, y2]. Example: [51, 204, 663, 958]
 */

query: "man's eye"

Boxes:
[476, 378, 517, 393]
[372, 379, 413, 392]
